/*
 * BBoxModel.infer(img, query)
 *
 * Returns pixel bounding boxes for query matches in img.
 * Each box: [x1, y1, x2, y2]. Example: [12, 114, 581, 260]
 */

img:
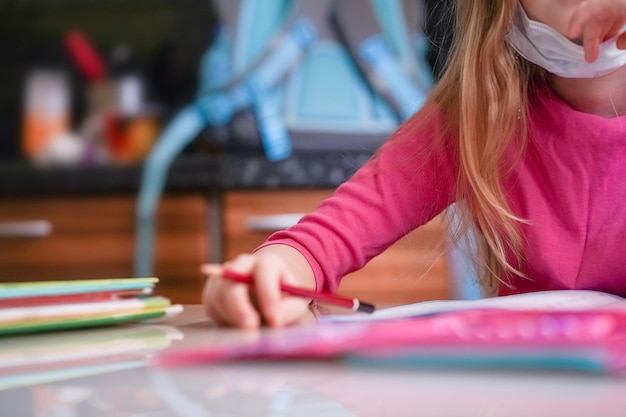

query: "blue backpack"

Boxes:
[135, 0, 434, 279]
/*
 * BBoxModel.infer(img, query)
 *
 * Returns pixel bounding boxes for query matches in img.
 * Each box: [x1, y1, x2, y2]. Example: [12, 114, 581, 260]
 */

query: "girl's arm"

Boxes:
[202, 110, 457, 328]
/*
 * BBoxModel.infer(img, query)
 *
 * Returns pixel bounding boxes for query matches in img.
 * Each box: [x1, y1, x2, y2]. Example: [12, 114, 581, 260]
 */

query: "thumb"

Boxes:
[617, 32, 626, 49]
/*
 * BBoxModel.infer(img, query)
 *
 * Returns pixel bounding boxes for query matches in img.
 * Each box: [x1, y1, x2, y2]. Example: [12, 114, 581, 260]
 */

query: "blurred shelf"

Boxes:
[0, 150, 374, 196]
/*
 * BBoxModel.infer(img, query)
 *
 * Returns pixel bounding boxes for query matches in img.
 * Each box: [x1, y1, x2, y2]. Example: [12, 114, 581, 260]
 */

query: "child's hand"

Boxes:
[201, 245, 316, 329]
[568, 0, 626, 62]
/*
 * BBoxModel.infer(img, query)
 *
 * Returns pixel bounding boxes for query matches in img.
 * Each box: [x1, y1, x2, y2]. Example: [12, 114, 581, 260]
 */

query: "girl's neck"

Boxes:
[548, 65, 626, 118]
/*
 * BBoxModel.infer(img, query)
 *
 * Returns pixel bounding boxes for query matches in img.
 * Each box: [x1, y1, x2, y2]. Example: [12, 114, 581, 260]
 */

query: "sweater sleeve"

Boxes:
[257, 112, 458, 293]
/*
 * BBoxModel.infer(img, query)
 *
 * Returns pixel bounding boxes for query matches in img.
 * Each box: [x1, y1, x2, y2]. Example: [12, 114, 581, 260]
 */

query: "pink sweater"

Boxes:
[261, 83, 626, 298]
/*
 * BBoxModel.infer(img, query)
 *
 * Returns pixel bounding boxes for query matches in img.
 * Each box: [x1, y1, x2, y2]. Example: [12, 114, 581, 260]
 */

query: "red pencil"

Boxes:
[218, 268, 375, 314]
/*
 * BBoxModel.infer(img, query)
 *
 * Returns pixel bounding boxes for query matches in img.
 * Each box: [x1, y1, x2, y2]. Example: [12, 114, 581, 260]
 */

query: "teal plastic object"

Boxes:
[134, 0, 441, 280]
[358, 34, 427, 119]
[283, 42, 397, 133]
[234, 0, 296, 72]
[198, 26, 233, 94]
[134, 106, 206, 278]
[446, 204, 484, 300]
[135, 8, 315, 278]
[370, 0, 434, 90]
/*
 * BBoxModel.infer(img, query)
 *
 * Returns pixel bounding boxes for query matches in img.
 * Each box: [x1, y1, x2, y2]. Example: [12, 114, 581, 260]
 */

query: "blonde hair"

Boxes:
[414, 0, 540, 294]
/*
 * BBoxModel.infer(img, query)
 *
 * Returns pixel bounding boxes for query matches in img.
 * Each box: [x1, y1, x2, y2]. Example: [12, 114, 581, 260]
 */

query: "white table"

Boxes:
[2, 305, 626, 417]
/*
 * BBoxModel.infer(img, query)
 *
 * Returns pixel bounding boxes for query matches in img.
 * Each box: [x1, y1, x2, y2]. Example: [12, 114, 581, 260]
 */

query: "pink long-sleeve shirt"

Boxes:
[261, 82, 626, 297]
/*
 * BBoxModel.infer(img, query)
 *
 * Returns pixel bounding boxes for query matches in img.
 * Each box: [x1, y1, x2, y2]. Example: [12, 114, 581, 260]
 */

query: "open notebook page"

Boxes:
[322, 290, 626, 323]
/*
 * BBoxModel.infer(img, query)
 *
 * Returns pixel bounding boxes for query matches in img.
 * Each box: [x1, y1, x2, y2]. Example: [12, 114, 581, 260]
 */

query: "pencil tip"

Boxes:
[357, 301, 376, 314]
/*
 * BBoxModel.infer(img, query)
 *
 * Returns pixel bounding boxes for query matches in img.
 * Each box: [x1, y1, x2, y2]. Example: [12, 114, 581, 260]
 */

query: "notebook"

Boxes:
[0, 278, 183, 336]
[321, 289, 626, 323]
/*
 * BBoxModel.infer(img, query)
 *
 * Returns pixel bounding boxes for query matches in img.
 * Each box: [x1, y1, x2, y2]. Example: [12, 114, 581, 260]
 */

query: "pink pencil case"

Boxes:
[155, 309, 626, 374]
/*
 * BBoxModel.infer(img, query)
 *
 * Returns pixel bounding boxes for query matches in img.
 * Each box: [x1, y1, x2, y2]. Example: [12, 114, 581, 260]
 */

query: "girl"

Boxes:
[203, 0, 626, 329]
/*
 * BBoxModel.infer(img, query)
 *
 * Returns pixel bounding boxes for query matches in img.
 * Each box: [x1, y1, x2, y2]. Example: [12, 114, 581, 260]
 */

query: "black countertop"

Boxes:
[0, 151, 374, 196]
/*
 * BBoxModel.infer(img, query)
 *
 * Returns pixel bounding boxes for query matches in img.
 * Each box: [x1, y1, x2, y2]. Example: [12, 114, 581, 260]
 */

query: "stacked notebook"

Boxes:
[0, 278, 183, 336]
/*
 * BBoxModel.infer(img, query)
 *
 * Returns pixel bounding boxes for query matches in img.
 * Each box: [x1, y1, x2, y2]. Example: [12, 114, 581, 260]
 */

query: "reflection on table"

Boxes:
[2, 305, 626, 417]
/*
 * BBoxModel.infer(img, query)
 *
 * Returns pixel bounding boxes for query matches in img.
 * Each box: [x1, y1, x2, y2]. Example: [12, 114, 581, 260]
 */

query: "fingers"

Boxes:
[582, 24, 601, 62]
[567, 0, 626, 62]
[569, 4, 607, 63]
[252, 252, 311, 327]
[200, 263, 222, 276]
[249, 253, 283, 326]
[203, 276, 261, 329]
[202, 256, 261, 329]
[201, 252, 312, 329]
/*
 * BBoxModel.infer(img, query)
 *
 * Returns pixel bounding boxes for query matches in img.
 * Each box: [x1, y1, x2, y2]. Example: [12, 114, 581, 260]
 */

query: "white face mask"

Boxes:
[506, 4, 626, 78]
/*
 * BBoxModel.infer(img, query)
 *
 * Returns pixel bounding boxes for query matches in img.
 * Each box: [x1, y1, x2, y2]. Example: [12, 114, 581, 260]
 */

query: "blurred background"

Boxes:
[0, 0, 452, 166]
[0, 0, 218, 165]
[0, 0, 460, 306]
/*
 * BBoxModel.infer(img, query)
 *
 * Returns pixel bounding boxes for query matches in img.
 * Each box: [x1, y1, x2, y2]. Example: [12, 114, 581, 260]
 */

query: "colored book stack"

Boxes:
[0, 278, 183, 336]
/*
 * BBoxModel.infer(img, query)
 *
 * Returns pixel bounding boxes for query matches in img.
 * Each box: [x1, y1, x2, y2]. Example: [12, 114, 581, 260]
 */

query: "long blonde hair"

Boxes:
[419, 0, 539, 294]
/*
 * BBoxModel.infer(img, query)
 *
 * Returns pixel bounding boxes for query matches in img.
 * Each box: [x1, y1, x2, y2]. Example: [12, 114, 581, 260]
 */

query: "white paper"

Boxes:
[322, 290, 625, 323]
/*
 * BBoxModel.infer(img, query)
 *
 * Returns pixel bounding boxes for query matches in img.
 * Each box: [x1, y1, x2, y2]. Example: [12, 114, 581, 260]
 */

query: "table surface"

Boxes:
[3, 305, 626, 417]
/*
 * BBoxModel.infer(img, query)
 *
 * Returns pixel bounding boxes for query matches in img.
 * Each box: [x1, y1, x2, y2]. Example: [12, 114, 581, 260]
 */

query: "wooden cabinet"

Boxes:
[0, 188, 452, 307]
[222, 190, 452, 306]
[0, 193, 209, 304]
